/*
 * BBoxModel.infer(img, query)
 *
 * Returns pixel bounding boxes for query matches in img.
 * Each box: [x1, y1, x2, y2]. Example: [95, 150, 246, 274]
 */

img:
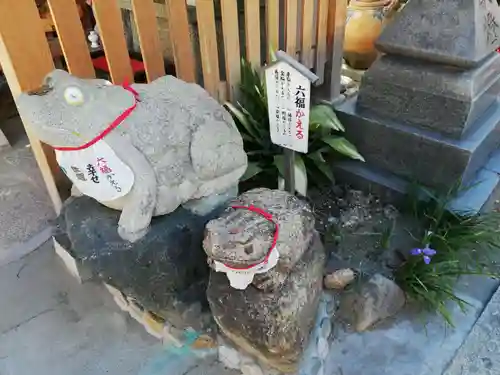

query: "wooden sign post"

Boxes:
[265, 51, 319, 194]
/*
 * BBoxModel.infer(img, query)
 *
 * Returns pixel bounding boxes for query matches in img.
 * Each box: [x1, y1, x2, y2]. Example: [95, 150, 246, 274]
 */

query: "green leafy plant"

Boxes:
[225, 59, 364, 195]
[395, 183, 500, 326]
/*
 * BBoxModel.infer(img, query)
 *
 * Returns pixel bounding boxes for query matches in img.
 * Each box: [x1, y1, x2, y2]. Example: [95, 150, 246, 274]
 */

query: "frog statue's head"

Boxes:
[17, 69, 136, 148]
[203, 207, 276, 268]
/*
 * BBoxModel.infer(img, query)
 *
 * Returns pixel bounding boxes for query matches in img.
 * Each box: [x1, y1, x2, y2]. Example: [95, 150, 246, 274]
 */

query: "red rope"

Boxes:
[53, 83, 139, 152]
[223, 205, 279, 271]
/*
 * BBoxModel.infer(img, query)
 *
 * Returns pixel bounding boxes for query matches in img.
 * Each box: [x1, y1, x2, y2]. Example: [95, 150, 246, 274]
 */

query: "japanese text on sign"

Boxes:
[265, 60, 311, 153]
[56, 140, 134, 201]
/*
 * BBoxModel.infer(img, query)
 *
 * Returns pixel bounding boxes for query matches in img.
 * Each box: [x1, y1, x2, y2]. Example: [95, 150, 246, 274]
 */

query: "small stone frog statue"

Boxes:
[17, 70, 247, 242]
[202, 189, 326, 372]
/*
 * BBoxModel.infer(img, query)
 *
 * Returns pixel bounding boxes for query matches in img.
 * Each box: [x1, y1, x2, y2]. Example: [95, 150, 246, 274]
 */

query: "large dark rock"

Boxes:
[207, 233, 326, 373]
[54, 195, 228, 329]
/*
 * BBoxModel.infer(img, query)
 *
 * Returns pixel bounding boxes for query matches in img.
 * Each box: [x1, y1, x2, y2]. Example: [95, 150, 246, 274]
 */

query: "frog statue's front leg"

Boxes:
[104, 132, 157, 243]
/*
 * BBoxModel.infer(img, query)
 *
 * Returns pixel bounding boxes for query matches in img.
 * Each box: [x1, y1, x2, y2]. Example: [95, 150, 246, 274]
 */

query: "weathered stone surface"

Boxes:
[324, 269, 356, 290]
[339, 274, 405, 332]
[376, 0, 500, 68]
[334, 158, 500, 215]
[356, 54, 500, 138]
[18, 69, 247, 242]
[204, 188, 315, 274]
[336, 96, 500, 189]
[443, 286, 500, 375]
[207, 233, 326, 373]
[213, 293, 335, 375]
[54, 193, 233, 330]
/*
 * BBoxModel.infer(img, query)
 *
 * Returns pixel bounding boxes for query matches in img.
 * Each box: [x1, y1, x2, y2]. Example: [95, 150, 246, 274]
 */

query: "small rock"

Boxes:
[219, 345, 241, 370]
[241, 363, 264, 375]
[344, 86, 359, 98]
[191, 334, 217, 350]
[324, 269, 355, 290]
[340, 274, 405, 331]
[340, 75, 356, 88]
[327, 216, 337, 224]
[383, 205, 398, 220]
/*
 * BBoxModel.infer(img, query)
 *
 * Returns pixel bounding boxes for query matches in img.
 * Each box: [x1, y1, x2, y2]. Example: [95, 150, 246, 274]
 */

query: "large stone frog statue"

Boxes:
[17, 70, 247, 242]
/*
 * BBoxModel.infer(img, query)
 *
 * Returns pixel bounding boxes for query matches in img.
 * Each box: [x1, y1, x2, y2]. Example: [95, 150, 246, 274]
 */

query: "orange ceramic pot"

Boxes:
[343, 0, 397, 70]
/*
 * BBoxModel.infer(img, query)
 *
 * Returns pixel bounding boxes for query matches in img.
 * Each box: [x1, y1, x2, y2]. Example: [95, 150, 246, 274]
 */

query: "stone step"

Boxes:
[334, 147, 500, 214]
[356, 53, 500, 138]
[336, 96, 500, 190]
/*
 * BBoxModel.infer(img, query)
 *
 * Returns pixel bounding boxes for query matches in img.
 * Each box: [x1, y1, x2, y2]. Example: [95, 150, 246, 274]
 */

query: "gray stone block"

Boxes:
[356, 53, 500, 138]
[336, 96, 500, 189]
[333, 161, 408, 204]
[334, 155, 500, 214]
[448, 168, 500, 213]
[376, 0, 500, 68]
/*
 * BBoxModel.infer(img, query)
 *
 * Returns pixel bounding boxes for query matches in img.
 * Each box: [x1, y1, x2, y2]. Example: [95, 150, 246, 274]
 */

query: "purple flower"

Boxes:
[410, 246, 437, 264]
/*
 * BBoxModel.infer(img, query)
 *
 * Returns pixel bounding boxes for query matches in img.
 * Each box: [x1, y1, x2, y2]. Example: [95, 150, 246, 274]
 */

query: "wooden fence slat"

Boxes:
[47, 0, 95, 79]
[327, 0, 347, 98]
[221, 0, 241, 101]
[315, 0, 329, 83]
[92, 0, 134, 84]
[301, 0, 315, 68]
[266, 0, 279, 62]
[0, 0, 63, 212]
[165, 0, 196, 83]
[196, 0, 220, 100]
[218, 81, 228, 104]
[131, 0, 165, 82]
[244, 0, 261, 68]
[285, 0, 299, 57]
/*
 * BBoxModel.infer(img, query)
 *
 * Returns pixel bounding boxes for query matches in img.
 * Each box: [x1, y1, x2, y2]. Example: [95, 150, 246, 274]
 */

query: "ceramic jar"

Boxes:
[343, 0, 398, 70]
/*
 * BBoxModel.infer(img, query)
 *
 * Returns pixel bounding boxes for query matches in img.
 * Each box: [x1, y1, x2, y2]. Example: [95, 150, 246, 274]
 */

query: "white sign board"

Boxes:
[56, 140, 134, 201]
[265, 60, 311, 153]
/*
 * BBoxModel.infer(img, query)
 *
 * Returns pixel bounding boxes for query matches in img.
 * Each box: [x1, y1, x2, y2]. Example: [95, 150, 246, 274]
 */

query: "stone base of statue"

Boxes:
[334, 0, 500, 212]
[203, 189, 326, 373]
[53, 188, 237, 332]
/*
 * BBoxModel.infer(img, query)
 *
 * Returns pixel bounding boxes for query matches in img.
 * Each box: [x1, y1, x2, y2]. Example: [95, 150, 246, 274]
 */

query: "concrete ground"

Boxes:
[0, 118, 499, 375]
[326, 275, 499, 375]
[0, 116, 55, 264]
[0, 241, 161, 375]
[444, 287, 500, 375]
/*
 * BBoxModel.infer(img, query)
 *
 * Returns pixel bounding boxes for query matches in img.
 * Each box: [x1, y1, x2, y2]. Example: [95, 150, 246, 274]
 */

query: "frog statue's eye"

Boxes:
[63, 86, 85, 106]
